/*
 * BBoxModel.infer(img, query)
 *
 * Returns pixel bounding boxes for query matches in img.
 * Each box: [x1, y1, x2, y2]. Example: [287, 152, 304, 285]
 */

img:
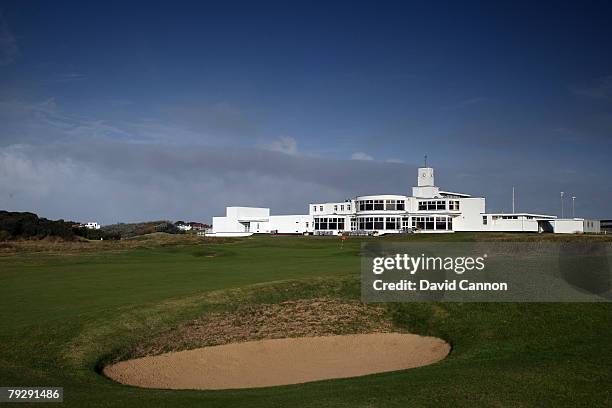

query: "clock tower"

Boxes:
[417, 167, 434, 187]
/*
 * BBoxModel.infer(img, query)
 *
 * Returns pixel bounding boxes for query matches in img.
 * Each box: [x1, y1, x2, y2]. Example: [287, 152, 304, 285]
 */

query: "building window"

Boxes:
[383, 200, 406, 211]
[402, 217, 410, 229]
[449, 201, 460, 211]
[319, 206, 323, 211]
[347, 204, 351, 211]
[412, 216, 436, 230]
[386, 217, 400, 230]
[418, 200, 447, 211]
[374, 200, 384, 210]
[329, 218, 337, 229]
[314, 217, 345, 230]
[482, 216, 487, 225]
[334, 205, 338, 212]
[340, 205, 344, 211]
[435, 216, 448, 230]
[374, 217, 384, 229]
[358, 200, 374, 211]
[357, 217, 385, 230]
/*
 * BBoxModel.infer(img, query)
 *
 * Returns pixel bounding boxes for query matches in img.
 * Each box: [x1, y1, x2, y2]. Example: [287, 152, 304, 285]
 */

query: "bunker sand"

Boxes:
[104, 333, 450, 390]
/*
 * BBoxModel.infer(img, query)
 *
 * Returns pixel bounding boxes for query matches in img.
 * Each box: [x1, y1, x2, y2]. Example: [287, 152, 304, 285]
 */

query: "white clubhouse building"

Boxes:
[209, 167, 599, 236]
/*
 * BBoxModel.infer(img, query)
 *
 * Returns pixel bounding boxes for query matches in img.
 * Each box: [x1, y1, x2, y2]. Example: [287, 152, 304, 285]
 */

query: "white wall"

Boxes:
[553, 219, 584, 234]
[226, 207, 269, 220]
[211, 216, 244, 234]
[212, 207, 271, 235]
[411, 186, 440, 198]
[450, 198, 486, 232]
[269, 215, 314, 234]
[310, 201, 354, 215]
[487, 218, 540, 232]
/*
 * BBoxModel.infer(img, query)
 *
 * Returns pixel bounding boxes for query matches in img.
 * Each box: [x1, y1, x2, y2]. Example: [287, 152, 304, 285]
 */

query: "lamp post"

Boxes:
[560, 191, 564, 218]
[572, 196, 576, 218]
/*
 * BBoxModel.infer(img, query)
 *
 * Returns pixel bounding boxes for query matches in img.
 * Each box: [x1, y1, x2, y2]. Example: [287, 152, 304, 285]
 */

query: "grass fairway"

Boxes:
[0, 234, 611, 407]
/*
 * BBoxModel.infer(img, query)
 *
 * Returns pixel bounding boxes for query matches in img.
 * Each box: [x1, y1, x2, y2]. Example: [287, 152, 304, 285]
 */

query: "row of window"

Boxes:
[356, 217, 412, 230]
[417, 200, 460, 211]
[314, 217, 346, 230]
[315, 217, 408, 231]
[315, 199, 461, 213]
[313, 204, 351, 212]
[357, 199, 406, 211]
[495, 215, 518, 220]
[412, 216, 452, 230]
[333, 204, 350, 211]
[484, 215, 538, 225]
[315, 216, 453, 231]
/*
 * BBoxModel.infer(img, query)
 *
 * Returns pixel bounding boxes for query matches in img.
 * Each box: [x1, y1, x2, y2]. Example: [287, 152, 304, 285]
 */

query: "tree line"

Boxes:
[0, 211, 184, 241]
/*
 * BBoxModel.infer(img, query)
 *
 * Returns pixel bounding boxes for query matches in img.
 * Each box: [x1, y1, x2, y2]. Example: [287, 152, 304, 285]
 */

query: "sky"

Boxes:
[0, 1, 611, 224]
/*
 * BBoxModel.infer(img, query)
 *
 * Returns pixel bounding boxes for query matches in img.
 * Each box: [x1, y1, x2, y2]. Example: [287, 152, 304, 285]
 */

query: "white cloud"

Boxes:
[267, 136, 298, 155]
[0, 141, 407, 224]
[351, 152, 374, 161]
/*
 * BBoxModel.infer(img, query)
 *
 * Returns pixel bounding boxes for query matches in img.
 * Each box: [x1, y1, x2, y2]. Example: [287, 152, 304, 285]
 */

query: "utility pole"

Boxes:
[560, 191, 565, 218]
[572, 196, 576, 218]
[512, 187, 515, 213]
[424, 154, 428, 167]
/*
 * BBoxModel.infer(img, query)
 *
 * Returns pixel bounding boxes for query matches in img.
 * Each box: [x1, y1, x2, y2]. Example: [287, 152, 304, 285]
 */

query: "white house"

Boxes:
[211, 207, 313, 237]
[208, 166, 596, 236]
[84, 222, 100, 230]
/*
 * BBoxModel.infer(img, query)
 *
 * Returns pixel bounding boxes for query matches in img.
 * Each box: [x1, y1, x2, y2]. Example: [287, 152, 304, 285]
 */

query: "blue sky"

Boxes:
[0, 1, 611, 223]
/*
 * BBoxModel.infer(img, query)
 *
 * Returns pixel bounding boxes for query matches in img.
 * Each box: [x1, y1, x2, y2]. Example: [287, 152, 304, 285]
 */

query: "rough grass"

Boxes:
[0, 232, 236, 256]
[125, 298, 395, 360]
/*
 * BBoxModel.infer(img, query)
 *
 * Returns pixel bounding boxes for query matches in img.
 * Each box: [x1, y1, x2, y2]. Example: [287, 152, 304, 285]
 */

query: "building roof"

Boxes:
[485, 212, 557, 219]
[438, 190, 472, 198]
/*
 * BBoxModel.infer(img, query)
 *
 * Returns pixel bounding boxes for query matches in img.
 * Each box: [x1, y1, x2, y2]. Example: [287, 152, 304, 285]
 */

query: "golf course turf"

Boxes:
[0, 233, 611, 407]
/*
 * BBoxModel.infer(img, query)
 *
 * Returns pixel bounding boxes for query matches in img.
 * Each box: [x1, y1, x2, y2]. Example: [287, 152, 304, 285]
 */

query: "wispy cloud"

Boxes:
[444, 97, 490, 110]
[0, 12, 18, 66]
[351, 152, 373, 161]
[569, 75, 612, 99]
[53, 73, 88, 82]
[266, 136, 298, 155]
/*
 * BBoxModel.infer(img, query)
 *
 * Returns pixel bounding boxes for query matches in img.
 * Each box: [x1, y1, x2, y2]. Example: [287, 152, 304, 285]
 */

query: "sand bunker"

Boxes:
[103, 333, 450, 390]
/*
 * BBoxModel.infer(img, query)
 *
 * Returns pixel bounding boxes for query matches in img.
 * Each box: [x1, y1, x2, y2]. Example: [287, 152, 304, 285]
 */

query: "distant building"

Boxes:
[84, 222, 100, 230]
[208, 166, 600, 237]
[188, 222, 209, 231]
[175, 221, 210, 232]
[175, 222, 192, 231]
[601, 220, 612, 234]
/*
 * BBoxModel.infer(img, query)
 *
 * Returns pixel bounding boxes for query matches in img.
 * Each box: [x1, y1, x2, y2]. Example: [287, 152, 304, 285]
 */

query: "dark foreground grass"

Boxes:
[0, 233, 611, 407]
